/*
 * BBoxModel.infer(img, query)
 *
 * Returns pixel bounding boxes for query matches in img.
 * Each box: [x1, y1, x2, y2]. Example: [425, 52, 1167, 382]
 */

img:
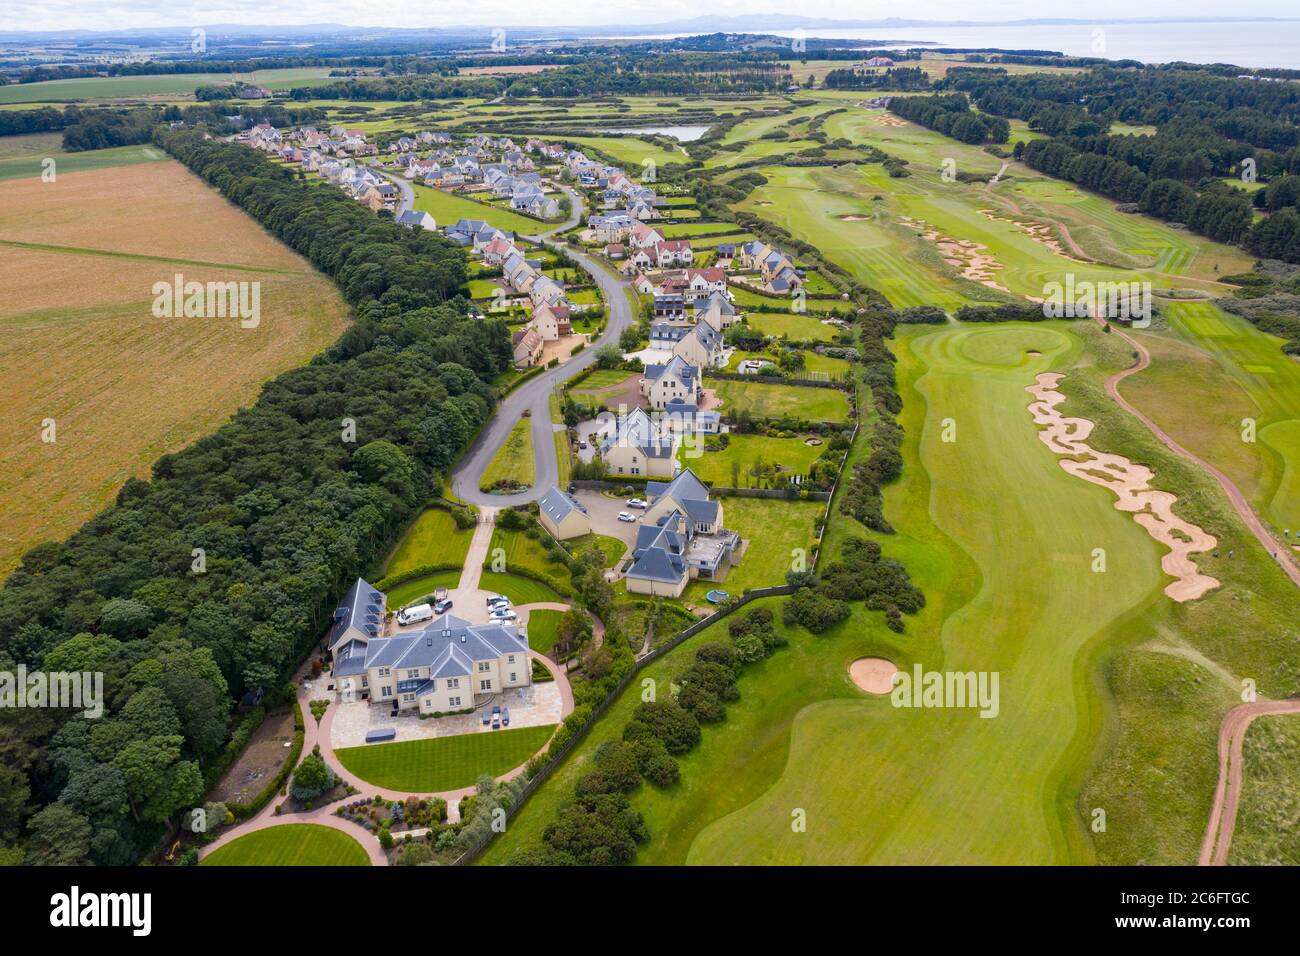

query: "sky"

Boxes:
[2, 1, 1298, 34]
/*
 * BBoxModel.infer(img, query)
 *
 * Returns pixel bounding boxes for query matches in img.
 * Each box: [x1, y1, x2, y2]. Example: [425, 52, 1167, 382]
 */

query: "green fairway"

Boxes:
[335, 725, 556, 792]
[479, 418, 535, 492]
[384, 508, 474, 579]
[0, 144, 167, 182]
[710, 379, 851, 422]
[1118, 301, 1300, 535]
[201, 824, 370, 866]
[413, 183, 543, 236]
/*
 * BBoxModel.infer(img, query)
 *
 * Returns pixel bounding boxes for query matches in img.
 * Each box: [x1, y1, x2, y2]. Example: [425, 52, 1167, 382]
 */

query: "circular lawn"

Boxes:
[201, 823, 370, 866]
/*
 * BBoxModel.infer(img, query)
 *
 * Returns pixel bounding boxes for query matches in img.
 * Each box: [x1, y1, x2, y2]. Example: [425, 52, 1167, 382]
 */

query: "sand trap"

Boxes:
[840, 214, 871, 221]
[877, 114, 907, 127]
[898, 216, 1010, 292]
[979, 209, 1091, 263]
[1026, 372, 1220, 602]
[850, 657, 899, 694]
[1027, 350, 1041, 356]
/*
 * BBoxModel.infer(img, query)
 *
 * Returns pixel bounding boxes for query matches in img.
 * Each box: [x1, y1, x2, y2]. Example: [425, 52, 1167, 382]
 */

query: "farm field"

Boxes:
[201, 824, 370, 866]
[0, 159, 349, 575]
[335, 724, 556, 792]
[710, 379, 851, 422]
[0, 67, 336, 104]
[0, 142, 168, 182]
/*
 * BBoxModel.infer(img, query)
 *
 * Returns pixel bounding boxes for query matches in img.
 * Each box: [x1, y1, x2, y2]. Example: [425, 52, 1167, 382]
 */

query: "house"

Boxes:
[600, 407, 679, 478]
[625, 469, 742, 597]
[653, 294, 687, 321]
[512, 328, 543, 367]
[862, 56, 895, 67]
[641, 355, 702, 409]
[530, 302, 572, 341]
[538, 486, 591, 540]
[737, 241, 802, 294]
[605, 243, 626, 260]
[628, 221, 666, 250]
[684, 267, 727, 296]
[714, 244, 737, 266]
[588, 213, 635, 243]
[446, 219, 512, 251]
[694, 291, 738, 330]
[396, 210, 437, 231]
[333, 604, 531, 714]
[667, 318, 727, 368]
[326, 577, 387, 656]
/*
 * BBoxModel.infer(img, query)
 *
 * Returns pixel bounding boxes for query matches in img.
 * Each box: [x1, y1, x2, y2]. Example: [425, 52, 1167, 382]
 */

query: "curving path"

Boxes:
[449, 186, 638, 506]
[1198, 698, 1300, 866]
[1102, 319, 1300, 589]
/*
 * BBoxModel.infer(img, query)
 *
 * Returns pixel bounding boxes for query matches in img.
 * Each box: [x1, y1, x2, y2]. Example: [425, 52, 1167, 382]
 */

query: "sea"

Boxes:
[609, 20, 1300, 71]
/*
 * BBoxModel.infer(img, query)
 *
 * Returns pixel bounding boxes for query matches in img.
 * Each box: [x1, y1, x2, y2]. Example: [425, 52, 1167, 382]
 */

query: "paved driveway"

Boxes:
[573, 489, 646, 551]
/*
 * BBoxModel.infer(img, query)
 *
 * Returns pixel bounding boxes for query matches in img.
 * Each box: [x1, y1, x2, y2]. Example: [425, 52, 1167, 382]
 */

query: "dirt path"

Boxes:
[1103, 321, 1300, 589]
[1026, 372, 1220, 601]
[1198, 698, 1300, 865]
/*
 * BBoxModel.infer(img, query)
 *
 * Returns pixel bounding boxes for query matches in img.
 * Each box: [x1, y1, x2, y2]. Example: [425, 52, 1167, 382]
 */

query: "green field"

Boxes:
[0, 143, 167, 182]
[561, 136, 684, 169]
[523, 608, 563, 655]
[479, 418, 535, 492]
[479, 571, 566, 605]
[201, 824, 370, 866]
[710, 379, 851, 422]
[1227, 715, 1300, 864]
[487, 526, 573, 596]
[413, 183, 543, 236]
[678, 433, 826, 486]
[384, 508, 473, 579]
[682, 496, 823, 603]
[0, 68, 336, 104]
[386, 570, 461, 610]
[746, 311, 840, 341]
[335, 725, 556, 792]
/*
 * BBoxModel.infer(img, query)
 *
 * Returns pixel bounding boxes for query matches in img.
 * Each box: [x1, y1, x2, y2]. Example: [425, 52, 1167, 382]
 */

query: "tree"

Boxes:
[594, 344, 623, 369]
[290, 752, 335, 801]
[26, 804, 92, 866]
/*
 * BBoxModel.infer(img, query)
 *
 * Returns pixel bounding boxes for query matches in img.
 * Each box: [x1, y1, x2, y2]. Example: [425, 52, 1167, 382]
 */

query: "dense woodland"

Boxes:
[0, 132, 506, 865]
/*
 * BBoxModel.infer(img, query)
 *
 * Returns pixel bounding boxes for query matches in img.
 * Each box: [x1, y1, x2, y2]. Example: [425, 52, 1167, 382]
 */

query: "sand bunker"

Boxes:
[840, 214, 871, 221]
[898, 216, 1010, 292]
[979, 209, 1090, 263]
[850, 657, 899, 694]
[877, 113, 907, 127]
[1026, 372, 1220, 602]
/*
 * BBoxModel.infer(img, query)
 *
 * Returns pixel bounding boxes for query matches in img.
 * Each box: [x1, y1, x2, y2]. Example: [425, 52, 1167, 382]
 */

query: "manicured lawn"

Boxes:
[479, 571, 566, 605]
[384, 508, 473, 579]
[486, 527, 573, 596]
[573, 369, 635, 390]
[729, 284, 842, 313]
[747, 311, 840, 341]
[335, 725, 556, 792]
[386, 570, 461, 609]
[679, 433, 828, 487]
[479, 418, 535, 492]
[523, 608, 563, 655]
[412, 183, 541, 236]
[567, 532, 627, 568]
[682, 496, 823, 602]
[201, 824, 370, 866]
[710, 379, 851, 422]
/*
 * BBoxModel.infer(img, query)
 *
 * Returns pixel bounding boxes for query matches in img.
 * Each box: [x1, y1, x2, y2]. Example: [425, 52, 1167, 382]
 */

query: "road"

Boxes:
[378, 169, 414, 215]
[449, 186, 638, 506]
[1103, 319, 1300, 589]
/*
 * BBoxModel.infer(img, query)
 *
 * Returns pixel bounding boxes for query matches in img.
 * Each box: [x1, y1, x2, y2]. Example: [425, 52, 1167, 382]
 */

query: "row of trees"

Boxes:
[887, 93, 1010, 145]
[0, 130, 504, 866]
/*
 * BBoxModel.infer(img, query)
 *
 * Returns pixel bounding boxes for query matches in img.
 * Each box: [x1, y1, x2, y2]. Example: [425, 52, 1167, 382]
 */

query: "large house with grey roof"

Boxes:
[599, 406, 679, 478]
[328, 578, 530, 714]
[625, 469, 743, 597]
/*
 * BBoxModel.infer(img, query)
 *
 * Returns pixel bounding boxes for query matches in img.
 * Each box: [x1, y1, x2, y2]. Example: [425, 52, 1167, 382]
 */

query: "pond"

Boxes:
[597, 125, 711, 142]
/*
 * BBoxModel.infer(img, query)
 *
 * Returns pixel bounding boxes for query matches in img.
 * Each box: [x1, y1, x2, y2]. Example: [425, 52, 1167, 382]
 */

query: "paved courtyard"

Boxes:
[329, 681, 565, 749]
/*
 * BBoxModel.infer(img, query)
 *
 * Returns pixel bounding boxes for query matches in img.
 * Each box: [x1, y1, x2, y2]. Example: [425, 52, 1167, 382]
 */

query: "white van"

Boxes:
[397, 603, 434, 626]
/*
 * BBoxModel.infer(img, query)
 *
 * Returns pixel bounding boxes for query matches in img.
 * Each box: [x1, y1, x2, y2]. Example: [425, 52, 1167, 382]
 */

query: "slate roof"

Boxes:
[539, 486, 587, 525]
[328, 577, 385, 650]
[363, 613, 527, 677]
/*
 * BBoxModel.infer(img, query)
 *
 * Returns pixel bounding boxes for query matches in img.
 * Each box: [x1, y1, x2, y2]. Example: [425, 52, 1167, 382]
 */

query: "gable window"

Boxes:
[477, 662, 490, 673]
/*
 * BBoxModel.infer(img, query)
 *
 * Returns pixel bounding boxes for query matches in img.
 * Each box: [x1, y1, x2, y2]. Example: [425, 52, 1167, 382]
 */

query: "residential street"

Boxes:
[449, 187, 637, 506]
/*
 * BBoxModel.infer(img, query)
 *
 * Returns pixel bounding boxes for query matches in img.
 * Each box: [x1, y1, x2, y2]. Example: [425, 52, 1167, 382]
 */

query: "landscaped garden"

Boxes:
[710, 379, 852, 422]
[678, 433, 827, 487]
[201, 824, 371, 866]
[334, 725, 557, 792]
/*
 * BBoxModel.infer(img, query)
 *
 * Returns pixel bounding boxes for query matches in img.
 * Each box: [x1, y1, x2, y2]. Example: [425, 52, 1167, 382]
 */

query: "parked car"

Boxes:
[433, 597, 453, 614]
[502, 708, 510, 727]
[626, 497, 647, 509]
[491, 609, 518, 623]
[578, 440, 588, 450]
[491, 706, 502, 730]
[617, 511, 636, 522]
[481, 709, 491, 726]
[396, 603, 433, 626]
[486, 594, 509, 607]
